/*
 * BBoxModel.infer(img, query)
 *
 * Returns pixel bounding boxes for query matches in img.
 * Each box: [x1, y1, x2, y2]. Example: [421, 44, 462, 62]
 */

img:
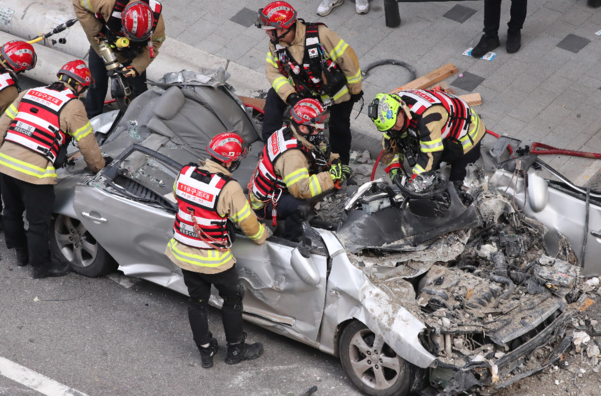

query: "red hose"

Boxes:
[369, 129, 511, 181]
[104, 99, 116, 105]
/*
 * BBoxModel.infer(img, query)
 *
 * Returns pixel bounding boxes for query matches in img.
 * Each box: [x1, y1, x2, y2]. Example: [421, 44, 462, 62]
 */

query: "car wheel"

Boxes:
[50, 214, 117, 277]
[339, 321, 413, 396]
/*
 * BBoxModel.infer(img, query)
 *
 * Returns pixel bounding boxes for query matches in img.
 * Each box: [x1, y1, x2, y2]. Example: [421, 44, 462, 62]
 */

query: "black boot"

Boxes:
[506, 30, 522, 54]
[198, 337, 219, 369]
[225, 333, 263, 365]
[471, 34, 500, 58]
[16, 247, 29, 267]
[31, 259, 70, 279]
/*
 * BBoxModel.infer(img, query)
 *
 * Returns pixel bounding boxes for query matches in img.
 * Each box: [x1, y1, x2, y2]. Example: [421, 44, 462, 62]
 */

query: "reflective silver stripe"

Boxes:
[177, 209, 226, 225]
[420, 140, 443, 150]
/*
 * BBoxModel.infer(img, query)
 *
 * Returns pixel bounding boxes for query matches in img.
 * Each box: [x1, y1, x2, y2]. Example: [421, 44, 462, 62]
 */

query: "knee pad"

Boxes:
[221, 283, 244, 311]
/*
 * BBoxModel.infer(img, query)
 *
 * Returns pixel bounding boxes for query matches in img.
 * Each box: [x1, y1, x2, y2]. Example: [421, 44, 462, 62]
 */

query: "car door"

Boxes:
[225, 235, 328, 345]
[72, 145, 188, 295]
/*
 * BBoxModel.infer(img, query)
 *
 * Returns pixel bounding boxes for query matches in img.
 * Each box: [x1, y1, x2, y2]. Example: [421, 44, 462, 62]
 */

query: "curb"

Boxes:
[0, 0, 382, 157]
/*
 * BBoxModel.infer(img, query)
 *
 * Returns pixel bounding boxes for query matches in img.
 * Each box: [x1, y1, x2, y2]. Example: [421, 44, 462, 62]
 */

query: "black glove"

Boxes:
[103, 156, 114, 166]
[287, 94, 300, 106]
[341, 164, 352, 179]
[351, 90, 364, 103]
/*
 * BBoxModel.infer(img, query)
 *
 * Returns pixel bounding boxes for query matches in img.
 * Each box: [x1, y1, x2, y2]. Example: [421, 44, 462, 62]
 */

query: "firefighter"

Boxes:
[0, 60, 107, 277]
[368, 90, 486, 187]
[0, 40, 37, 232]
[249, 99, 350, 241]
[165, 132, 270, 369]
[73, 0, 166, 118]
[255, 1, 363, 165]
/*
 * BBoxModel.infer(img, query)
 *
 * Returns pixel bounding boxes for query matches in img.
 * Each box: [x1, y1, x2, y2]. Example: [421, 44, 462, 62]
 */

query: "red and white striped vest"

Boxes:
[5, 86, 76, 163]
[250, 127, 311, 201]
[400, 90, 472, 141]
[0, 72, 16, 93]
[173, 165, 232, 249]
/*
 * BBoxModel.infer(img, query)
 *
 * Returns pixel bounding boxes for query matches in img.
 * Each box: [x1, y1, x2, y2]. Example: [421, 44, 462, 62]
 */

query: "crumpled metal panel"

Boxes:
[231, 237, 327, 343]
[316, 229, 436, 367]
[490, 169, 601, 276]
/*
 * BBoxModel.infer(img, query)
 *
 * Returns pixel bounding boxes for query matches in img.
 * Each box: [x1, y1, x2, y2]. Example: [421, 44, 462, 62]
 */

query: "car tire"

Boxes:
[339, 320, 413, 396]
[50, 214, 117, 278]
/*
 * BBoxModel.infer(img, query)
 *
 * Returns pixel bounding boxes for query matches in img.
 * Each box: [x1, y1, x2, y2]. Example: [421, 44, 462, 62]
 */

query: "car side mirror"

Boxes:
[290, 247, 320, 286]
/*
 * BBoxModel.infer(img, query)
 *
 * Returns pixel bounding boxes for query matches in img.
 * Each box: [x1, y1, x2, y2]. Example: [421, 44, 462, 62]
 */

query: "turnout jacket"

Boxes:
[73, 0, 166, 74]
[0, 71, 18, 115]
[166, 159, 268, 275]
[382, 90, 486, 177]
[265, 20, 362, 105]
[250, 126, 334, 210]
[0, 82, 105, 185]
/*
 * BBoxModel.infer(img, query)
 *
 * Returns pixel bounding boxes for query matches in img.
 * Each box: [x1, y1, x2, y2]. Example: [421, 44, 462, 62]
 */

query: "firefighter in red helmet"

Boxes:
[256, 1, 363, 165]
[0, 60, 107, 278]
[0, 40, 38, 232]
[165, 132, 269, 369]
[249, 99, 350, 241]
[73, 0, 166, 118]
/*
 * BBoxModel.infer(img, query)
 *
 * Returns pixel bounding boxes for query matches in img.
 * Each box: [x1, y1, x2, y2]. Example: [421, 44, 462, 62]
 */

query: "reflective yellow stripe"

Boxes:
[80, 0, 94, 12]
[459, 114, 481, 147]
[309, 174, 322, 197]
[332, 86, 349, 101]
[250, 193, 266, 210]
[231, 202, 251, 223]
[388, 154, 401, 166]
[71, 122, 93, 141]
[272, 76, 289, 93]
[346, 69, 362, 84]
[168, 240, 233, 267]
[420, 138, 444, 153]
[383, 132, 390, 140]
[248, 225, 265, 241]
[283, 167, 309, 187]
[154, 35, 166, 43]
[413, 164, 426, 175]
[266, 52, 278, 68]
[5, 104, 17, 120]
[329, 40, 348, 61]
[0, 152, 56, 179]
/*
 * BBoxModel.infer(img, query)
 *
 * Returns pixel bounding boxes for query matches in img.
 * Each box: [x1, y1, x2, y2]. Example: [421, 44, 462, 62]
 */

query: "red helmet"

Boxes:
[207, 132, 247, 164]
[290, 99, 328, 130]
[0, 41, 37, 73]
[57, 60, 93, 88]
[122, 1, 155, 42]
[256, 1, 297, 30]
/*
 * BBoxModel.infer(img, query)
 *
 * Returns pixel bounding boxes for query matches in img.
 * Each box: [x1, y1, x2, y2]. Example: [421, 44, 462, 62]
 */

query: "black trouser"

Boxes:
[0, 174, 55, 268]
[182, 265, 244, 347]
[449, 141, 482, 182]
[262, 88, 355, 165]
[255, 193, 304, 241]
[85, 47, 149, 119]
[483, 0, 528, 36]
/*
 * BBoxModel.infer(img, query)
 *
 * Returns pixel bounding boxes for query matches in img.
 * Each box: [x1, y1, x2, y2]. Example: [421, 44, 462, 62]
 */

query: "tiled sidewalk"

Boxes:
[163, 0, 601, 181]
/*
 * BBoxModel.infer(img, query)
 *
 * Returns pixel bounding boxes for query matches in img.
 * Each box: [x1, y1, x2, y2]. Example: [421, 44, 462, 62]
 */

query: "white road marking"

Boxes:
[107, 272, 139, 289]
[0, 356, 88, 396]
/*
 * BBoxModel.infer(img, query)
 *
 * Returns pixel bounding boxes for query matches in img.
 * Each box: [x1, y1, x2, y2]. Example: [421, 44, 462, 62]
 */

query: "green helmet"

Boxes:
[368, 93, 404, 132]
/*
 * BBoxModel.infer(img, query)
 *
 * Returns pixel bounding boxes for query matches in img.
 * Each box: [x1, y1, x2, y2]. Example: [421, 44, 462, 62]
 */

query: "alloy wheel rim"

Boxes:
[349, 329, 402, 390]
[54, 215, 98, 268]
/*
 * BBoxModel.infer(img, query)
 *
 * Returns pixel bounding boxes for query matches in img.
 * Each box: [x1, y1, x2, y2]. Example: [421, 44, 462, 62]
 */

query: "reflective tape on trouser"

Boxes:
[0, 152, 56, 179]
[168, 239, 233, 267]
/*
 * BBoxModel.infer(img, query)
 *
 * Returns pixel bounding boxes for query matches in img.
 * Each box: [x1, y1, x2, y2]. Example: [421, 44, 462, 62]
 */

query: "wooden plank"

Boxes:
[459, 93, 482, 106]
[390, 63, 458, 94]
[238, 95, 265, 111]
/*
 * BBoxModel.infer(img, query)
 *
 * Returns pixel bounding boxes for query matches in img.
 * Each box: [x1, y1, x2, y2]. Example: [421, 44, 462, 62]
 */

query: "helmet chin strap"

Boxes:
[270, 27, 292, 44]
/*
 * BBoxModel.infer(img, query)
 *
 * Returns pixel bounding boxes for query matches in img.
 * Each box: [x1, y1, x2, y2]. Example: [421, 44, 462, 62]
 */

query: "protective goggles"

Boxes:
[255, 9, 273, 29]
[290, 108, 330, 130]
[367, 98, 379, 120]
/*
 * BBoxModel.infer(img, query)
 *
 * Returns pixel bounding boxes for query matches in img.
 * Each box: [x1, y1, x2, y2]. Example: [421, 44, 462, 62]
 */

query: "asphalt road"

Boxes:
[0, 236, 361, 396]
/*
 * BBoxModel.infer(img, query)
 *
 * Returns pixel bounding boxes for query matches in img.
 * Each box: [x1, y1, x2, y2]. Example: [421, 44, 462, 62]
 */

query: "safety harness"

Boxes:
[249, 127, 312, 225]
[274, 22, 346, 102]
[95, 0, 162, 58]
[400, 89, 473, 142]
[173, 165, 234, 251]
[5, 85, 76, 164]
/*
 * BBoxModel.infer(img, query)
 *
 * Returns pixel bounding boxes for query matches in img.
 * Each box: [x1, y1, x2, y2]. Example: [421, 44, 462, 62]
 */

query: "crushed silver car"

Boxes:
[52, 71, 594, 396]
